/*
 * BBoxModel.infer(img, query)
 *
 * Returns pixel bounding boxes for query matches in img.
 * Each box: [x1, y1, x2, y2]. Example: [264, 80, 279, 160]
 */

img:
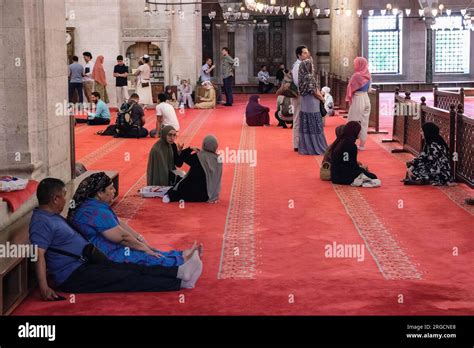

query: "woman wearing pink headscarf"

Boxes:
[92, 55, 109, 103]
[346, 57, 372, 150]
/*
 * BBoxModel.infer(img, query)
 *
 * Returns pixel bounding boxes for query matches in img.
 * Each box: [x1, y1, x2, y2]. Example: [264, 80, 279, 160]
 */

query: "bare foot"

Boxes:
[183, 241, 198, 262]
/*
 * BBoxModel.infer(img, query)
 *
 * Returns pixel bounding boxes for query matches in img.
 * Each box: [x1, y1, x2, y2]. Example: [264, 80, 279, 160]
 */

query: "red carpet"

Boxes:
[14, 95, 474, 315]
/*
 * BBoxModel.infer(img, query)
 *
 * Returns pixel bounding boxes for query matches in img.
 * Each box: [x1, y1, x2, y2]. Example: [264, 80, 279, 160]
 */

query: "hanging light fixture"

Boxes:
[313, 8, 321, 17]
[324, 8, 331, 16]
[405, 8, 411, 16]
[380, 9, 387, 16]
[461, 9, 467, 16]
[281, 5, 287, 14]
[335, 8, 341, 16]
[357, 9, 362, 17]
[418, 9, 424, 17]
[296, 7, 303, 16]
[431, 8, 438, 17]
[300, 1, 306, 8]
[289, 6, 295, 15]
[275, 6, 281, 14]
[392, 8, 399, 16]
[368, 9, 374, 16]
[446, 9, 451, 16]
[304, 7, 310, 15]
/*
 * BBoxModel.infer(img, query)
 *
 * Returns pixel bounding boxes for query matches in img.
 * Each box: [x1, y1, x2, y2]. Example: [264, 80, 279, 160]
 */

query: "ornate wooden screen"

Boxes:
[433, 87, 465, 111]
[253, 17, 286, 76]
[455, 107, 474, 187]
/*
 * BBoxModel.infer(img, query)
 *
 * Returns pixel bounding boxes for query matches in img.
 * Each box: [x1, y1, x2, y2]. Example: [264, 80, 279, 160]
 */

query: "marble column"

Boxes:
[329, 0, 362, 78]
[170, 5, 202, 86]
[0, 0, 71, 181]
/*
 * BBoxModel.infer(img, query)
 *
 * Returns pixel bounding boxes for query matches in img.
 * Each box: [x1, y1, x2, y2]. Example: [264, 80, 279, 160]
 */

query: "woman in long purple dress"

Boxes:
[297, 57, 328, 155]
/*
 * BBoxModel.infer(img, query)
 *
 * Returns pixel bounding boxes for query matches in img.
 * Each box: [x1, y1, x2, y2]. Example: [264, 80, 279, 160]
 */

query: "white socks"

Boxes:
[181, 257, 203, 289]
[177, 251, 200, 282]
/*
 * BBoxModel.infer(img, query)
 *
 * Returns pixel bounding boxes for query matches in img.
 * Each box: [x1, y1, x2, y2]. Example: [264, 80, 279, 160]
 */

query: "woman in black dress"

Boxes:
[331, 121, 381, 187]
[163, 135, 223, 203]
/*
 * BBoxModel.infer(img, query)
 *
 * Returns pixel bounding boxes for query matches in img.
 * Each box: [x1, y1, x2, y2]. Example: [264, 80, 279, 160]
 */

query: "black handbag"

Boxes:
[320, 99, 327, 117]
[48, 243, 108, 264]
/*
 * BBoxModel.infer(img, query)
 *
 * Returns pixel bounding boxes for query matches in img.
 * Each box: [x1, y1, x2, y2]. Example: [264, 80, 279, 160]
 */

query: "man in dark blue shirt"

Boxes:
[30, 178, 202, 300]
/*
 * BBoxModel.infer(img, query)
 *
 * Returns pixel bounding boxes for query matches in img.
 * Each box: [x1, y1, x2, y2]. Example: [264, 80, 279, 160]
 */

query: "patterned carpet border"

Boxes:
[315, 157, 423, 280]
[217, 121, 256, 279]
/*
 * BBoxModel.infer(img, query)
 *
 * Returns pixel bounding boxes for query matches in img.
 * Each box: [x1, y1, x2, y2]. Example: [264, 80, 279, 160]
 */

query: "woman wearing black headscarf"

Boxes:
[403, 122, 453, 185]
[331, 121, 380, 187]
[245, 95, 270, 126]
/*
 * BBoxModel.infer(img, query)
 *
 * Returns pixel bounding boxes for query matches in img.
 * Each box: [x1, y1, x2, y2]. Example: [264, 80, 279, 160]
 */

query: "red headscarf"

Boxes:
[345, 57, 371, 104]
[92, 55, 107, 87]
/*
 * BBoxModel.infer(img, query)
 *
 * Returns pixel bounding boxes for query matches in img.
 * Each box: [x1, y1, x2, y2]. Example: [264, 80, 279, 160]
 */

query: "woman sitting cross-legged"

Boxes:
[147, 126, 185, 186]
[330, 121, 381, 188]
[245, 95, 270, 127]
[194, 81, 216, 109]
[68, 172, 202, 268]
[402, 122, 453, 186]
[163, 135, 223, 204]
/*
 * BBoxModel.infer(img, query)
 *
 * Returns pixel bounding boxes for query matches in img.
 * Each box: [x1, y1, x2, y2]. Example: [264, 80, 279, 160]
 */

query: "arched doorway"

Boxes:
[126, 43, 164, 103]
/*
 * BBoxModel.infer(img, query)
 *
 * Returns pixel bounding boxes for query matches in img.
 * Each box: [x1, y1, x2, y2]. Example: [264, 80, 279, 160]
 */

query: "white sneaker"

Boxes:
[362, 179, 381, 188]
[162, 195, 170, 203]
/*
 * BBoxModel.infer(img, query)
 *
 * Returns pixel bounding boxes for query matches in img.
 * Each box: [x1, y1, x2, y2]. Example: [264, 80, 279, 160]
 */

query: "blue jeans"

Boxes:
[223, 76, 234, 105]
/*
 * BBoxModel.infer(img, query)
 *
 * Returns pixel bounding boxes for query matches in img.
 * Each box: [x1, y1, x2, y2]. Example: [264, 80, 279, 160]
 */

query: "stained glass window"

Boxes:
[367, 15, 402, 74]
[434, 16, 470, 74]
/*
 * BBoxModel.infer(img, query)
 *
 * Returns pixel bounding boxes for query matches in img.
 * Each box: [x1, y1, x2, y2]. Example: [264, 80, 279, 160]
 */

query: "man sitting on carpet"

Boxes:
[86, 92, 111, 125]
[29, 178, 202, 300]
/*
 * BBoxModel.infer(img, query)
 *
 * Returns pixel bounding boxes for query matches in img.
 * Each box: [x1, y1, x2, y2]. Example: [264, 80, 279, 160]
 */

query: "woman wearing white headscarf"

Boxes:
[163, 135, 223, 203]
[194, 81, 216, 109]
[321, 86, 335, 116]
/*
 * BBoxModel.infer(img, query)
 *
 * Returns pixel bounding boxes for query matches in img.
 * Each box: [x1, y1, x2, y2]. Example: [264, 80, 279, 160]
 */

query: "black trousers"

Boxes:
[87, 117, 110, 125]
[58, 260, 181, 293]
[69, 82, 84, 104]
[122, 127, 149, 138]
[259, 81, 274, 94]
[274, 111, 293, 127]
[223, 76, 234, 105]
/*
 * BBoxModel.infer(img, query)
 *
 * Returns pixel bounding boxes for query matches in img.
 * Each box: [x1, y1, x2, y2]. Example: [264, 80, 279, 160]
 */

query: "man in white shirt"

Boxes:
[257, 65, 274, 94]
[201, 58, 215, 82]
[83, 51, 95, 103]
[291, 45, 310, 152]
[151, 93, 180, 137]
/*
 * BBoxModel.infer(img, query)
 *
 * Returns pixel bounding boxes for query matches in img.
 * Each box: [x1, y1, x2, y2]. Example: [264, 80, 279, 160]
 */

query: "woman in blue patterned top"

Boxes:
[67, 172, 202, 267]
